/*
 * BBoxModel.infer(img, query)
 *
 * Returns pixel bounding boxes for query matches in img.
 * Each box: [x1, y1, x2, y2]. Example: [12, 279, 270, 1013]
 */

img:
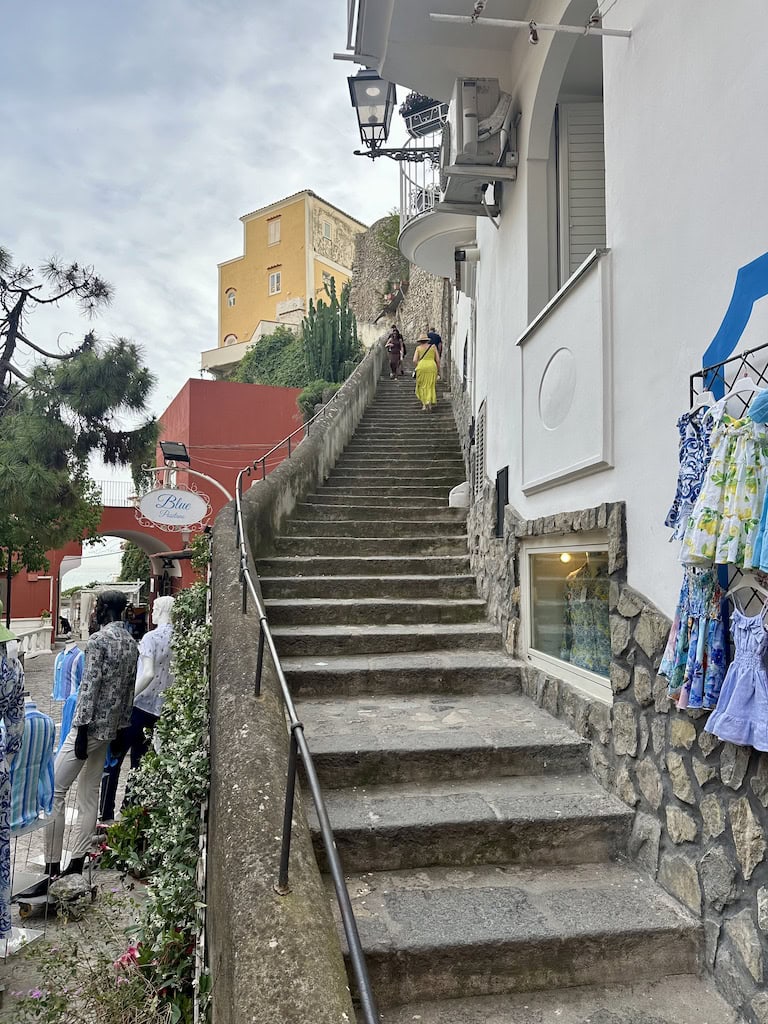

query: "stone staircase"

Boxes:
[258, 377, 740, 1023]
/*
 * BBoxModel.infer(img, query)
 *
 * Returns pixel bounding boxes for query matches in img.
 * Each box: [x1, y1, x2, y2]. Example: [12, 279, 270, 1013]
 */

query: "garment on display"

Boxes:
[52, 643, 85, 701]
[664, 404, 715, 541]
[561, 557, 611, 677]
[10, 700, 55, 831]
[659, 567, 726, 711]
[0, 649, 26, 937]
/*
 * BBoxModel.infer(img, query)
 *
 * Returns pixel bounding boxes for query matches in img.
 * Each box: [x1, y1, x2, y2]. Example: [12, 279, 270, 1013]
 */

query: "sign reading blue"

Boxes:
[138, 488, 209, 527]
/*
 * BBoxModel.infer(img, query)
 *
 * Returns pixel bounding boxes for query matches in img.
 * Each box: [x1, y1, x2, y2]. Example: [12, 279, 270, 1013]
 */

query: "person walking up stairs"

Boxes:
[257, 373, 741, 1023]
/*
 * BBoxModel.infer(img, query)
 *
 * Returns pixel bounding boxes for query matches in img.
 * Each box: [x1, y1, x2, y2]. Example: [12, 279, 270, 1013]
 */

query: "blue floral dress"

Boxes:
[665, 406, 714, 540]
[705, 606, 768, 750]
[0, 653, 25, 937]
[660, 568, 727, 710]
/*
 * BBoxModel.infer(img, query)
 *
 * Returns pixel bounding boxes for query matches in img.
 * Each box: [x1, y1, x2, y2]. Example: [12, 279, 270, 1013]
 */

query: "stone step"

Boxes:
[378, 977, 739, 1024]
[309, 773, 633, 873]
[274, 535, 468, 555]
[333, 458, 465, 473]
[300, 693, 589, 787]
[260, 574, 478, 600]
[333, 862, 700, 1008]
[291, 503, 468, 522]
[281, 521, 468, 541]
[305, 492, 450, 508]
[318, 484, 455, 496]
[280, 634, 507, 675]
[257, 555, 471, 577]
[326, 471, 464, 485]
[343, 439, 461, 451]
[264, 596, 487, 627]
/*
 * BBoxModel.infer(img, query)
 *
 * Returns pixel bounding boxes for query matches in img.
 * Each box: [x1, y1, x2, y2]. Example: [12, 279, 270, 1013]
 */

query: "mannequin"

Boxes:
[10, 697, 55, 831]
[0, 622, 25, 937]
[99, 596, 175, 824]
[17, 591, 138, 898]
[52, 639, 85, 701]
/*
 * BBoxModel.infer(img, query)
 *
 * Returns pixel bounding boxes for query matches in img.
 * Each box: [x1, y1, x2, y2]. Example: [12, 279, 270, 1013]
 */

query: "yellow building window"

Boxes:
[223, 334, 238, 347]
[226, 289, 236, 308]
[322, 220, 332, 240]
[269, 271, 282, 295]
[268, 217, 281, 245]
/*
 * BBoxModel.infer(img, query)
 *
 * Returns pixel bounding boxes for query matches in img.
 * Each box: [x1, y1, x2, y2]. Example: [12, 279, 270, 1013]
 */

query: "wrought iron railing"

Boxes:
[232, 381, 379, 1023]
[399, 133, 443, 230]
[95, 479, 137, 508]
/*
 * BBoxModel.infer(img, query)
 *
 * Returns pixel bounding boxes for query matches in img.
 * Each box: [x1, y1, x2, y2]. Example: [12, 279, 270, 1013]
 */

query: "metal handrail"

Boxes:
[231, 385, 379, 1023]
[254, 385, 346, 479]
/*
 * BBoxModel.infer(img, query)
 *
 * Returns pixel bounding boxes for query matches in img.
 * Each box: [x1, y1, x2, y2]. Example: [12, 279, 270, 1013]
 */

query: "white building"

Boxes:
[345, 0, 768, 702]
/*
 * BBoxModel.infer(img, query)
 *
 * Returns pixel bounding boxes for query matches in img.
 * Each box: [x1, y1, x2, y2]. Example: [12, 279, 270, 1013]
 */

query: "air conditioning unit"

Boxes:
[439, 78, 517, 212]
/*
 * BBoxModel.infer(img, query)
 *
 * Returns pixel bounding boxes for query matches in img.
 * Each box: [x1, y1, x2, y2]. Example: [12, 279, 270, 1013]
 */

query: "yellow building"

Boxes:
[201, 190, 367, 377]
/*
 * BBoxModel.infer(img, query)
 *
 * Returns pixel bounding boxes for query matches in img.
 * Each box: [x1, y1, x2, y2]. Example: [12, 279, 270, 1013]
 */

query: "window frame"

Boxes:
[520, 531, 612, 703]
[226, 289, 236, 308]
[322, 220, 333, 241]
[268, 217, 281, 246]
[268, 270, 282, 295]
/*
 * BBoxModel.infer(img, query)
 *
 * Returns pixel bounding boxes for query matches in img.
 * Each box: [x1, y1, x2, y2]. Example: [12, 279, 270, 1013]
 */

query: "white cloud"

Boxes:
[1, 0, 401, 423]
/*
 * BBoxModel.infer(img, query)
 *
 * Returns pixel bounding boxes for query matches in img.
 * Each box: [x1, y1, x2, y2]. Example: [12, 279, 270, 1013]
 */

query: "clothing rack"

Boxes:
[690, 340, 768, 617]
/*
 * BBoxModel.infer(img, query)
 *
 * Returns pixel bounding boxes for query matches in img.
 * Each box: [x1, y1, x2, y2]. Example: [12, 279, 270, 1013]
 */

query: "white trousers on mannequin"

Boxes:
[44, 732, 109, 862]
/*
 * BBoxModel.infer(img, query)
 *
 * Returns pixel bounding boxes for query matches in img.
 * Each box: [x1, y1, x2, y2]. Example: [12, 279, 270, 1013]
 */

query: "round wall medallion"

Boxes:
[538, 347, 576, 430]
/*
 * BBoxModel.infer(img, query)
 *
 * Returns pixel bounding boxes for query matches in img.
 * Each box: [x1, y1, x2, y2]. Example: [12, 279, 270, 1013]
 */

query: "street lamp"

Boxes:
[159, 440, 191, 465]
[348, 69, 439, 163]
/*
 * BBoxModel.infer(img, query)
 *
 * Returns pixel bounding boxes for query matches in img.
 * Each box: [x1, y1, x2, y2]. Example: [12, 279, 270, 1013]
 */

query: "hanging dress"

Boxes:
[664, 406, 714, 540]
[414, 343, 438, 407]
[659, 567, 727, 710]
[0, 653, 25, 937]
[680, 412, 768, 568]
[704, 604, 768, 751]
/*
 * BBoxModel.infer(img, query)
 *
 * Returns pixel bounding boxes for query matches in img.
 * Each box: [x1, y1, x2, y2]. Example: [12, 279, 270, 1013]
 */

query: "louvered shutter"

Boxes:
[558, 102, 606, 279]
[473, 401, 487, 496]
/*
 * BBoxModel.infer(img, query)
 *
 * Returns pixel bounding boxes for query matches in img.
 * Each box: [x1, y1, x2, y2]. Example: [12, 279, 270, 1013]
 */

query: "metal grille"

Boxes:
[473, 400, 486, 496]
[690, 340, 768, 616]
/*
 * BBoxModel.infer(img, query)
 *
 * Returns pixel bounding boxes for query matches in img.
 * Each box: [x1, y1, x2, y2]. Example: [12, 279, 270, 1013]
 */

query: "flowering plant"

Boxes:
[398, 91, 442, 117]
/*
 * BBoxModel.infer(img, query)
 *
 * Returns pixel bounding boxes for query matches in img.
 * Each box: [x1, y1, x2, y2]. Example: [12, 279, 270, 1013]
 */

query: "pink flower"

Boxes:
[113, 945, 140, 971]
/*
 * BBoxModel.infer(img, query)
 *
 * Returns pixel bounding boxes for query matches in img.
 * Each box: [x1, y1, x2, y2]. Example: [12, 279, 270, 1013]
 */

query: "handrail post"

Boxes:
[274, 723, 302, 896]
[287, 436, 292, 457]
[255, 620, 265, 697]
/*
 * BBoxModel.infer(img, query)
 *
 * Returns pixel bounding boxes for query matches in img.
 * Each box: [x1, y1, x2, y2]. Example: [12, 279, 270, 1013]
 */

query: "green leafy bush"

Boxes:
[230, 325, 308, 387]
[297, 380, 341, 420]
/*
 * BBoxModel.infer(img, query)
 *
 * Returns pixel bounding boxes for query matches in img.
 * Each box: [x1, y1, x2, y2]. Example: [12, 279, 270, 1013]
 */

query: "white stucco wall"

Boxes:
[467, 0, 768, 618]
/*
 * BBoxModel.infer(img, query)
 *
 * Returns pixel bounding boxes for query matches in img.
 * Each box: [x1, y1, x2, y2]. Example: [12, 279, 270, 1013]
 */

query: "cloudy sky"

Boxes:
[2, 1, 408, 586]
[1, 0, 402, 417]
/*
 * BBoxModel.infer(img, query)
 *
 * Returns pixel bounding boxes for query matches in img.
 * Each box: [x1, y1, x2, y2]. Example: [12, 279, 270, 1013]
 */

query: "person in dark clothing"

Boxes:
[427, 327, 443, 357]
[385, 325, 405, 379]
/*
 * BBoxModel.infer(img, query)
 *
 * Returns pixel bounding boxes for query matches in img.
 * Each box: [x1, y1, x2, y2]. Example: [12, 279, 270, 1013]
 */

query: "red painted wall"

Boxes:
[156, 380, 304, 515]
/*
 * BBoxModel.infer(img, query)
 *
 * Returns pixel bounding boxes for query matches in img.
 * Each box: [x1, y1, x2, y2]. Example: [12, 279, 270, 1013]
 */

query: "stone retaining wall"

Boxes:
[466, 476, 768, 1024]
[208, 344, 385, 1024]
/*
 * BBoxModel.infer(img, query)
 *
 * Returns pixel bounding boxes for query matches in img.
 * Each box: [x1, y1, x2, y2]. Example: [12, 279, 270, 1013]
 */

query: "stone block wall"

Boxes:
[466, 477, 768, 1023]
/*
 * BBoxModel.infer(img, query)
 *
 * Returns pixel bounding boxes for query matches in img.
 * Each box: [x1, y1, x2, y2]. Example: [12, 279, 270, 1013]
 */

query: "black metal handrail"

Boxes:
[232, 385, 379, 1024]
[255, 385, 345, 479]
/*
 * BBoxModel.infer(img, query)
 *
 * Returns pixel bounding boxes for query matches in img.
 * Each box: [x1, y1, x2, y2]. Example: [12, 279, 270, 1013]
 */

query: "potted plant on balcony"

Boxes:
[399, 92, 448, 138]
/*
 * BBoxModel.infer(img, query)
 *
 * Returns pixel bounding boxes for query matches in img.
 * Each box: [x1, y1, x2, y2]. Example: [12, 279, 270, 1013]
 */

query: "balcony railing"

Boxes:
[95, 480, 138, 508]
[403, 101, 448, 138]
[399, 134, 442, 231]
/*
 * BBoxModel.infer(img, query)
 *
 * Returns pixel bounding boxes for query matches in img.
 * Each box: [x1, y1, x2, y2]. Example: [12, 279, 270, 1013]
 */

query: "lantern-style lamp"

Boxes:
[348, 69, 397, 153]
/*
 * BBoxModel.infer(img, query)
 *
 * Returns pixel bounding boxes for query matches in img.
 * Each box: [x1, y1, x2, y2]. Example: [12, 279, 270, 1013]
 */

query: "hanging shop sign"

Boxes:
[136, 486, 211, 533]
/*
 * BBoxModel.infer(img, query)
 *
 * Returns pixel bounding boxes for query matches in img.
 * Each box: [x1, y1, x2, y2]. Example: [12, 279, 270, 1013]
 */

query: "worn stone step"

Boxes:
[274, 624, 502, 659]
[333, 862, 700, 1007]
[309, 773, 633, 873]
[318, 484, 455, 496]
[378, 977, 739, 1024]
[343, 439, 461, 452]
[264, 596, 487, 627]
[333, 459, 465, 474]
[326, 470, 464, 485]
[305, 492, 450, 508]
[274, 535, 468, 555]
[282, 520, 467, 540]
[301, 693, 589, 787]
[260, 574, 477, 600]
[257, 555, 471, 577]
[291, 503, 468, 522]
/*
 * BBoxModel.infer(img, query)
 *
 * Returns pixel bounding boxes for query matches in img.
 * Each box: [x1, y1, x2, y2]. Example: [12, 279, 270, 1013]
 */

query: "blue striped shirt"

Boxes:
[10, 701, 56, 833]
[52, 645, 85, 700]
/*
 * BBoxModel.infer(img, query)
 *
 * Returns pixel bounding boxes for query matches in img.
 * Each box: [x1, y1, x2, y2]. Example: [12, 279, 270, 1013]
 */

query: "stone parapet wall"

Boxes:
[467, 481, 768, 1024]
[208, 344, 385, 1023]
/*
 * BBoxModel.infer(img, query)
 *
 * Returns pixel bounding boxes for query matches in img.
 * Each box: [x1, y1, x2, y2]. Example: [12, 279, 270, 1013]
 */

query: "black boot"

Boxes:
[61, 855, 86, 877]
[13, 861, 60, 900]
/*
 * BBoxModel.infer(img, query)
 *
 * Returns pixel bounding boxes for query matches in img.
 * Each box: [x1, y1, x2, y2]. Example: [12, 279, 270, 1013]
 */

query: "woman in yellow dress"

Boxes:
[413, 333, 440, 411]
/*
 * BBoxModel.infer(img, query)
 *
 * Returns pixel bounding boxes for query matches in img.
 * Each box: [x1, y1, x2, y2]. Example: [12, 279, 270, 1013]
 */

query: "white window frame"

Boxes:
[268, 217, 281, 245]
[268, 270, 281, 295]
[226, 289, 236, 308]
[520, 531, 612, 704]
[322, 220, 333, 240]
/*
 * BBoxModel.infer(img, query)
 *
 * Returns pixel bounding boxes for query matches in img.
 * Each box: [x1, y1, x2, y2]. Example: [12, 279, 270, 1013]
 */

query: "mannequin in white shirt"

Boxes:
[99, 596, 175, 823]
